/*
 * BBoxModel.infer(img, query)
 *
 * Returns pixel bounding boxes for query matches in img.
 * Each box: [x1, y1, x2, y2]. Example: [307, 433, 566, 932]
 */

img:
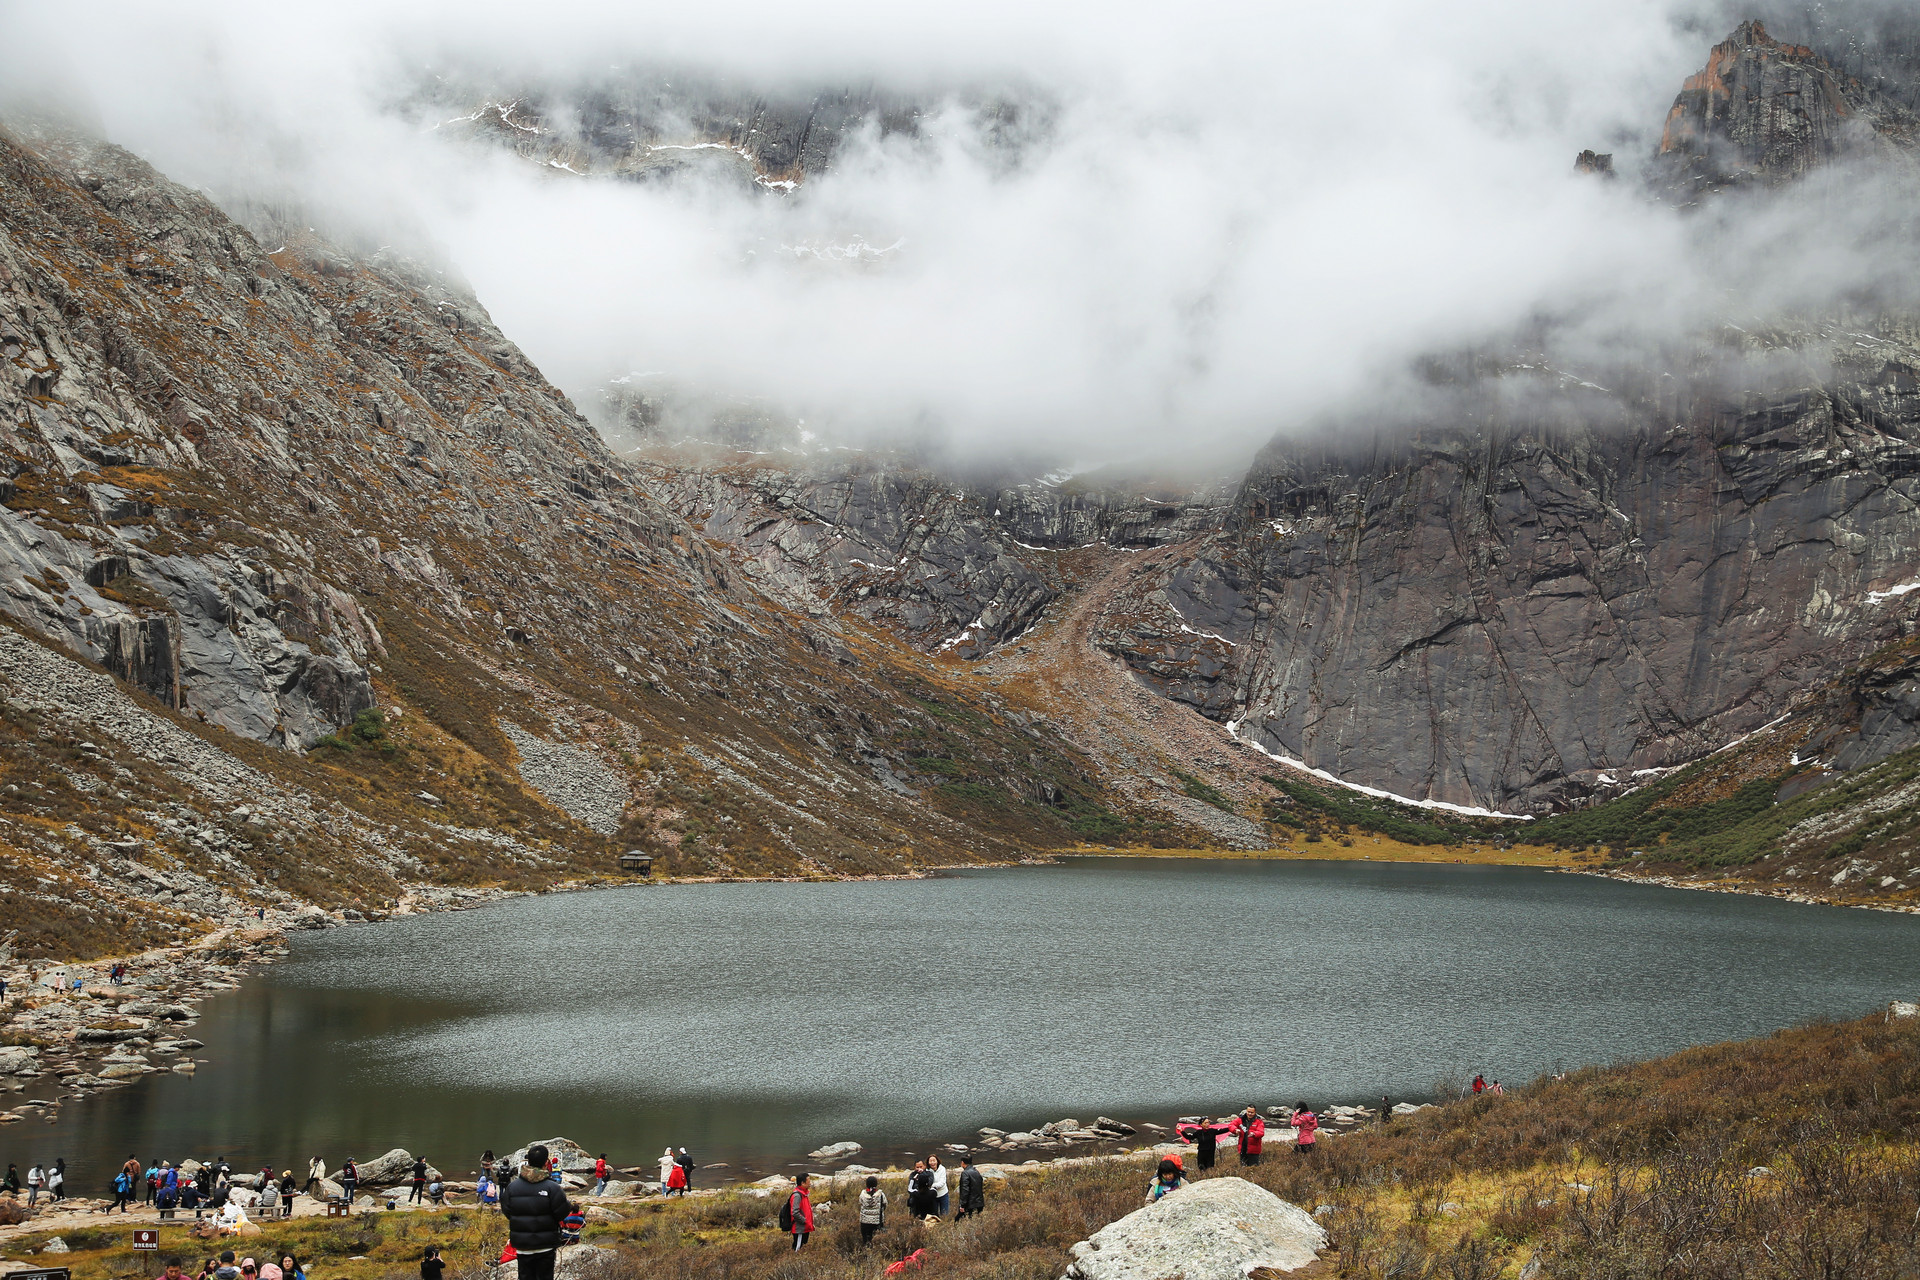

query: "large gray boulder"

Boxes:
[353, 1149, 441, 1185]
[506, 1138, 596, 1174]
[1063, 1177, 1326, 1280]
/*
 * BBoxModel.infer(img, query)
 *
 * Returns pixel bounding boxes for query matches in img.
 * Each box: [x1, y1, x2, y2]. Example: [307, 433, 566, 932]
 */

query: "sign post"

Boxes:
[133, 1228, 158, 1276]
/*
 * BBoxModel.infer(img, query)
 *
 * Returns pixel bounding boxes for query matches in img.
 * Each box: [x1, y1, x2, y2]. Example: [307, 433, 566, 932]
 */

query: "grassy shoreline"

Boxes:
[4, 1011, 1915, 1280]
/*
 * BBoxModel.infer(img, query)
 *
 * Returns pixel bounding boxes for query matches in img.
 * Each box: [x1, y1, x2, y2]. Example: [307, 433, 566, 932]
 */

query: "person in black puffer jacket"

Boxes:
[503, 1145, 574, 1280]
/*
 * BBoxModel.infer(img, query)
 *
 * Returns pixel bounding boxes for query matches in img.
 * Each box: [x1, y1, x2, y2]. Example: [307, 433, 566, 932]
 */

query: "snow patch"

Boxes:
[1867, 577, 1920, 603]
[1178, 622, 1236, 646]
[1225, 719, 1532, 820]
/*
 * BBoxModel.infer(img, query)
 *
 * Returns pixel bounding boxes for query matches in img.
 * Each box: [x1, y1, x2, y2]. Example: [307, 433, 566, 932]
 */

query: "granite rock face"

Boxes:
[1063, 1177, 1326, 1280]
[1655, 21, 1919, 195]
[1104, 344, 1920, 812]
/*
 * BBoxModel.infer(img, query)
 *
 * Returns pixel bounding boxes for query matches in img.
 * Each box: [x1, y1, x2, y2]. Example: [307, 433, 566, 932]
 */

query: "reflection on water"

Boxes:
[24, 859, 1920, 1195]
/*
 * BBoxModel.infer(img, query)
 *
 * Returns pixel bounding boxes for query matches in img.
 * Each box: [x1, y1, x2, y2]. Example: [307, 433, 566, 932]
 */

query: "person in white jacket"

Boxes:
[657, 1149, 675, 1189]
[25, 1163, 42, 1206]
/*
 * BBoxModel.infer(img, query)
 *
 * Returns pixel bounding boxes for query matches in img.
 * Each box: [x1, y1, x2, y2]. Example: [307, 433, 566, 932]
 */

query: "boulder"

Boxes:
[99, 1062, 152, 1079]
[595, 1181, 635, 1199]
[354, 1149, 441, 1185]
[506, 1138, 596, 1174]
[807, 1142, 862, 1161]
[316, 1179, 344, 1200]
[1891, 1000, 1918, 1018]
[41, 1238, 69, 1254]
[1391, 1103, 1433, 1116]
[1063, 1177, 1326, 1280]
[1091, 1117, 1136, 1136]
[0, 1047, 39, 1075]
[486, 1245, 613, 1280]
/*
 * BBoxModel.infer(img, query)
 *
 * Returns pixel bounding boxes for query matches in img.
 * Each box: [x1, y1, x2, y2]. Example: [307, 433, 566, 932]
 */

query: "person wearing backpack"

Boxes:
[592, 1155, 609, 1197]
[857, 1175, 886, 1245]
[339, 1158, 358, 1207]
[504, 1143, 574, 1280]
[779, 1174, 813, 1250]
[111, 1166, 134, 1213]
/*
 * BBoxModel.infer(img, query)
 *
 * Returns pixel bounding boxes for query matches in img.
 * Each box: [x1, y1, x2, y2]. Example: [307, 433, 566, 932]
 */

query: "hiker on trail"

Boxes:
[1472, 1074, 1486, 1095]
[1187, 1117, 1228, 1172]
[1147, 1155, 1188, 1203]
[339, 1157, 359, 1205]
[503, 1143, 574, 1280]
[409, 1157, 429, 1204]
[783, 1174, 813, 1251]
[592, 1154, 609, 1197]
[928, 1153, 950, 1218]
[1226, 1107, 1265, 1166]
[26, 1161, 43, 1206]
[420, 1247, 444, 1280]
[906, 1161, 933, 1218]
[476, 1172, 496, 1207]
[674, 1147, 693, 1190]
[1291, 1103, 1319, 1155]
[956, 1154, 985, 1220]
[1490, 1080, 1505, 1095]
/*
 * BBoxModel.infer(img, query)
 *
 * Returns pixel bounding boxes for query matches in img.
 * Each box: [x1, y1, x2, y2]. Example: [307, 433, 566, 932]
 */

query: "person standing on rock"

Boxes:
[1290, 1103, 1318, 1155]
[1226, 1107, 1265, 1166]
[656, 1148, 675, 1192]
[409, 1157, 429, 1204]
[339, 1157, 358, 1207]
[857, 1175, 887, 1244]
[783, 1174, 813, 1251]
[25, 1161, 42, 1206]
[956, 1155, 985, 1220]
[503, 1143, 573, 1280]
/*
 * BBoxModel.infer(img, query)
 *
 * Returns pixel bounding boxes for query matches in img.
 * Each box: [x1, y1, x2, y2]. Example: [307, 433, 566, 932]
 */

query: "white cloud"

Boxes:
[5, 0, 1914, 463]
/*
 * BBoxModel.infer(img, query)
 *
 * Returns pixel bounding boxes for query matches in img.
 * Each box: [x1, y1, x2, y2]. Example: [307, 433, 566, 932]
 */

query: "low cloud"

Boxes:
[7, 0, 1916, 466]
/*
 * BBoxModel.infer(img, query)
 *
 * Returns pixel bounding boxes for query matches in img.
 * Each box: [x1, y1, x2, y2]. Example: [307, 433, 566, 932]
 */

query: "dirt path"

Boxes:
[965, 544, 1280, 847]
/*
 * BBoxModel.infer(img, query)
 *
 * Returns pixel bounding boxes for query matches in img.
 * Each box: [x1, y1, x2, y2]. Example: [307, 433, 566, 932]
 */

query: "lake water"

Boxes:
[23, 858, 1920, 1195]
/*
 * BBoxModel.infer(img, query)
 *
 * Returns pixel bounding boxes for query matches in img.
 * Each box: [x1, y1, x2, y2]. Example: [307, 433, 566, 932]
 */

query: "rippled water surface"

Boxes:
[28, 858, 1920, 1193]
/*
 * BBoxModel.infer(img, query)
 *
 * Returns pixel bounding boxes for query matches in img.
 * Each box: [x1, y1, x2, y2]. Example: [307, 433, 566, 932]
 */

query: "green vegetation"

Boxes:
[313, 708, 396, 757]
[1529, 744, 1920, 868]
[1170, 768, 1235, 812]
[1262, 774, 1481, 846]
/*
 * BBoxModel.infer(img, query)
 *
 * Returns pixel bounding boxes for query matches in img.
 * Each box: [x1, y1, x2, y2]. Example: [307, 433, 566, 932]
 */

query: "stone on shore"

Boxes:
[594, 1180, 635, 1198]
[1392, 1103, 1434, 1116]
[487, 1244, 613, 1280]
[356, 1149, 441, 1185]
[1063, 1177, 1326, 1280]
[808, 1142, 862, 1160]
[506, 1137, 596, 1173]
[0, 1047, 39, 1075]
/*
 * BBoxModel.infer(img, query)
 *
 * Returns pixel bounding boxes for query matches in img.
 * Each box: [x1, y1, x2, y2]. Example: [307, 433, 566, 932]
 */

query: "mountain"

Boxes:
[6, 17, 1920, 965]
[0, 115, 1173, 958]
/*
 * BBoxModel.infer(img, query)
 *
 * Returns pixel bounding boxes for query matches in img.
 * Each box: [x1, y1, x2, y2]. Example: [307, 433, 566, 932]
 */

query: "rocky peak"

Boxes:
[1655, 19, 1918, 195]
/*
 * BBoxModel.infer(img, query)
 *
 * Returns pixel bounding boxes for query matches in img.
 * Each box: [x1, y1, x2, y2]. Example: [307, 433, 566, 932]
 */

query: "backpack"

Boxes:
[778, 1194, 794, 1231]
[115, 1172, 131, 1193]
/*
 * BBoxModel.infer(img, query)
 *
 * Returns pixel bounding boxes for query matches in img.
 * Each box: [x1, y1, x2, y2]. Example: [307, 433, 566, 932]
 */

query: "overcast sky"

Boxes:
[5, 0, 1911, 467]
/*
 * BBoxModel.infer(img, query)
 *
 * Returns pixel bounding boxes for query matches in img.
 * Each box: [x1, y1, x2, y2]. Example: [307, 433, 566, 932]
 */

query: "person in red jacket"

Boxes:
[1472, 1074, 1486, 1095]
[592, 1156, 609, 1197]
[785, 1174, 813, 1251]
[1225, 1107, 1265, 1166]
[1290, 1103, 1319, 1155]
